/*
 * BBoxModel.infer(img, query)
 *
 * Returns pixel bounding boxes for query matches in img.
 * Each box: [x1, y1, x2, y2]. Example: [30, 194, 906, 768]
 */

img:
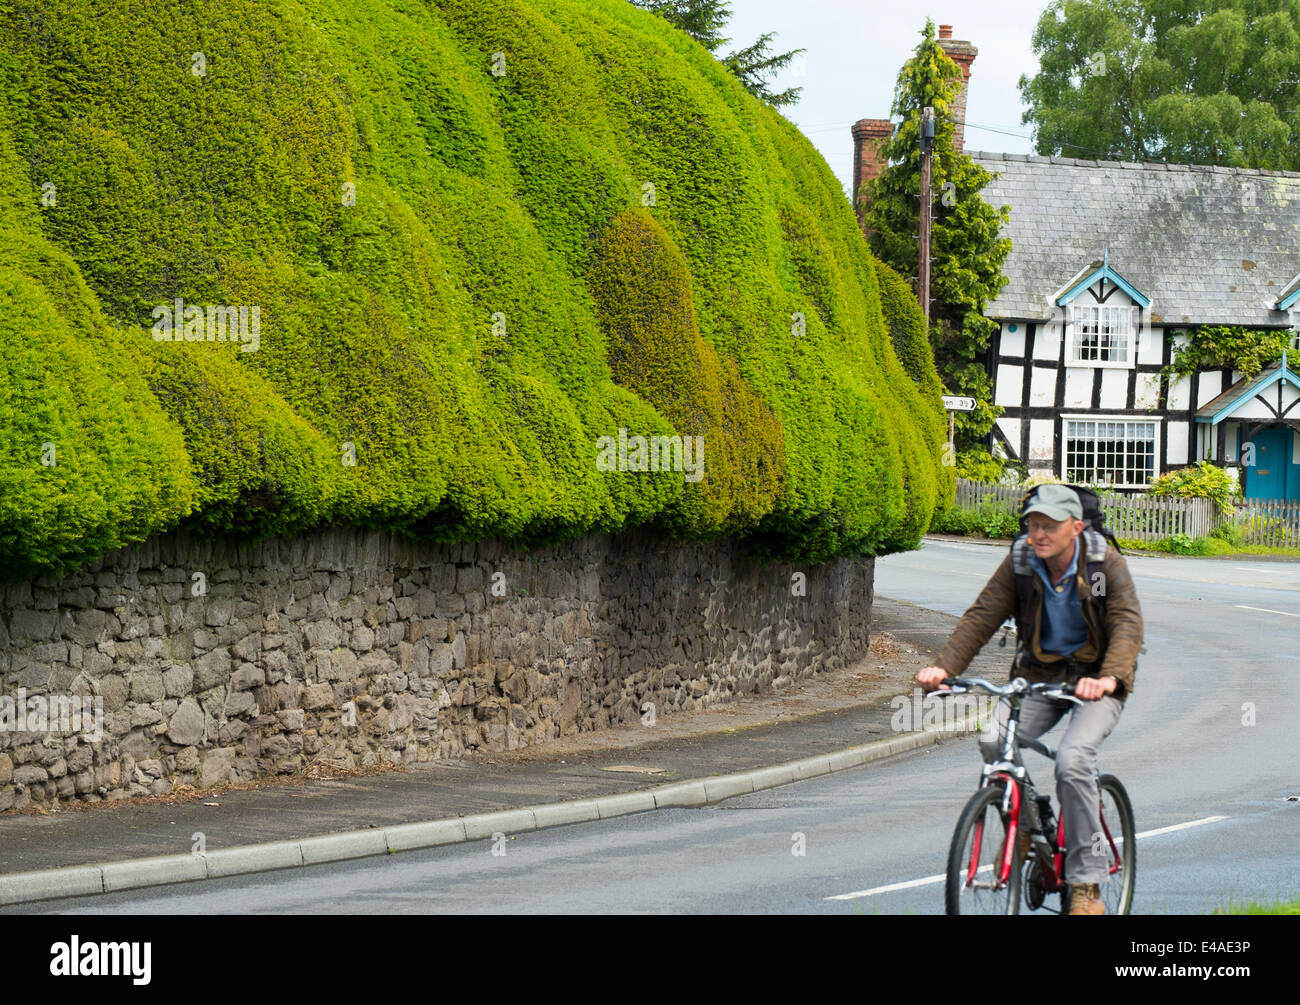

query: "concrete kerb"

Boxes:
[383, 818, 467, 852]
[299, 828, 389, 866]
[595, 790, 657, 818]
[205, 840, 305, 878]
[0, 717, 982, 907]
[102, 853, 206, 893]
[461, 808, 537, 841]
[0, 864, 101, 905]
[650, 780, 709, 809]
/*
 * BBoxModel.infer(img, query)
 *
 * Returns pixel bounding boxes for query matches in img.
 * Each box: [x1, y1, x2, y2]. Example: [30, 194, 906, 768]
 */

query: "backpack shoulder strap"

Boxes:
[1082, 528, 1108, 565]
[1080, 528, 1110, 651]
[1011, 532, 1034, 575]
[1010, 533, 1035, 634]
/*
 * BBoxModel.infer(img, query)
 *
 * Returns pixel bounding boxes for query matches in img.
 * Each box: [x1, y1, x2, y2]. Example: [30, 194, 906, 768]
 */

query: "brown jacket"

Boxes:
[935, 536, 1143, 701]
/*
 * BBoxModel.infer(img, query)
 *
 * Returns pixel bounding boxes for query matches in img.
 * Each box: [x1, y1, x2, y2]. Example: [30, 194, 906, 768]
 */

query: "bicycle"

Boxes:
[934, 676, 1136, 916]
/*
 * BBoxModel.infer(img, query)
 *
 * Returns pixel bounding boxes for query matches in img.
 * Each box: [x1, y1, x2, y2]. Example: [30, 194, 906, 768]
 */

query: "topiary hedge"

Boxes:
[0, 0, 948, 578]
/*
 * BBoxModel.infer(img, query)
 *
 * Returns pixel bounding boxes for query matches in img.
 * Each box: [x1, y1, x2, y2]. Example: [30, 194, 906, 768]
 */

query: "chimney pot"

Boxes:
[938, 24, 953, 39]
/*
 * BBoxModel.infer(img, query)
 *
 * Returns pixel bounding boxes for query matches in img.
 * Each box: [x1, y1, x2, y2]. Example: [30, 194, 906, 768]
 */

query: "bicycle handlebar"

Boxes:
[937, 676, 1083, 705]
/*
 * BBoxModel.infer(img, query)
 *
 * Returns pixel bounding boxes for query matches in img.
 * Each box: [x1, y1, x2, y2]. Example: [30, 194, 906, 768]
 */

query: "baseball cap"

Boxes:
[1023, 483, 1083, 522]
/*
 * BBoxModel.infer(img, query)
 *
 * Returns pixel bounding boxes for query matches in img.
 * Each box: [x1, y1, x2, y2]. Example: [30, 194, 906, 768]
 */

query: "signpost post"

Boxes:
[919, 106, 935, 322]
[941, 395, 976, 465]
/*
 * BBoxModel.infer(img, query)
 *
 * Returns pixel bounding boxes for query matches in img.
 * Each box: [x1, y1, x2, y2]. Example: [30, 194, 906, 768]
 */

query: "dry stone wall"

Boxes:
[0, 529, 873, 809]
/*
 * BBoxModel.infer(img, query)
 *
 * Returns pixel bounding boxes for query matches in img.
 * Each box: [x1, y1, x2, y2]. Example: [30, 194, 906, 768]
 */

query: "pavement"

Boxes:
[0, 592, 1013, 907]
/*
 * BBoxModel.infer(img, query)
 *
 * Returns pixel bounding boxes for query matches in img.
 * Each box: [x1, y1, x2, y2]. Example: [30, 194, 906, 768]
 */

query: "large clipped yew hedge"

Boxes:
[0, 0, 948, 578]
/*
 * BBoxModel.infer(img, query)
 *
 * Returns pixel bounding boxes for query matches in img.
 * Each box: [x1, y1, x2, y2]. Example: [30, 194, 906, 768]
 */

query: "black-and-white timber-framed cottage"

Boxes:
[968, 150, 1300, 500]
[852, 25, 1300, 501]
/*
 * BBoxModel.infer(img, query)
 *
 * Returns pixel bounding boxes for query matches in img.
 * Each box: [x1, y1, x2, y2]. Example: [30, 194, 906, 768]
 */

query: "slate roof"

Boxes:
[970, 151, 1300, 327]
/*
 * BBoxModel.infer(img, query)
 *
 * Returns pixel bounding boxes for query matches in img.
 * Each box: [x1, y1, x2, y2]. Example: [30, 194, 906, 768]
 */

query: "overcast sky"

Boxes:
[725, 0, 1050, 196]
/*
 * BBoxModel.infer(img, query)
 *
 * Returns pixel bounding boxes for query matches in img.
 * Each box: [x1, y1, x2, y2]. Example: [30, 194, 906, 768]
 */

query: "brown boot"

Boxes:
[1068, 882, 1104, 915]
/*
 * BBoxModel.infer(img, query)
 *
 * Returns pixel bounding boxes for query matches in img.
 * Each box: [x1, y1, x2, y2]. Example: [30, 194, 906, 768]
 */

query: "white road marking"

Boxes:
[1234, 604, 1300, 618]
[1133, 814, 1228, 839]
[825, 814, 1230, 901]
[825, 873, 946, 899]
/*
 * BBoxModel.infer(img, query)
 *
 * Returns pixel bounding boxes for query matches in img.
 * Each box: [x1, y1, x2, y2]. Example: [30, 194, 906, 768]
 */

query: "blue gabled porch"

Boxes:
[1193, 352, 1300, 501]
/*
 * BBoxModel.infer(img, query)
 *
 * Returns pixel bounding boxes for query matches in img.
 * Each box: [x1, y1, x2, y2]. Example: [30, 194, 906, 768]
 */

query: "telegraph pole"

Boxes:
[918, 105, 935, 322]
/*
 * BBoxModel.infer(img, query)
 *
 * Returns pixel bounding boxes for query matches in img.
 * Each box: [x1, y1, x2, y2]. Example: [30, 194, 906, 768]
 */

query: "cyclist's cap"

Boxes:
[1023, 484, 1083, 522]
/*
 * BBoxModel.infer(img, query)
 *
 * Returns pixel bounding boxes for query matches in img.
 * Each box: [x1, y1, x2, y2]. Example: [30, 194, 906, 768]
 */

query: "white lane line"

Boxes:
[826, 873, 946, 900]
[1134, 814, 1227, 839]
[825, 814, 1230, 901]
[1234, 604, 1300, 618]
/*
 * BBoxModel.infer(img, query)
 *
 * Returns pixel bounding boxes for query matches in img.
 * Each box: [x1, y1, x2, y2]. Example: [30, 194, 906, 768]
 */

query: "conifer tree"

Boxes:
[865, 19, 1012, 474]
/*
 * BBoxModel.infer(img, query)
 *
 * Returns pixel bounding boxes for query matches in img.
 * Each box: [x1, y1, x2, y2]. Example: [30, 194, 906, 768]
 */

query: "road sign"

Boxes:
[941, 395, 976, 412]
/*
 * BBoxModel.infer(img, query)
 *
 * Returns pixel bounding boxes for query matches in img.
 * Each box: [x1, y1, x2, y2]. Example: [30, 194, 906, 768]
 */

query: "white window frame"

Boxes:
[1194, 421, 1212, 463]
[1067, 304, 1135, 368]
[1060, 413, 1161, 489]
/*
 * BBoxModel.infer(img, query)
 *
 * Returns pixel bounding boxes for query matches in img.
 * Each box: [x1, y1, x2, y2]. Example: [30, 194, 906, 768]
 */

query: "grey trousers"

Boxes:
[977, 689, 1123, 885]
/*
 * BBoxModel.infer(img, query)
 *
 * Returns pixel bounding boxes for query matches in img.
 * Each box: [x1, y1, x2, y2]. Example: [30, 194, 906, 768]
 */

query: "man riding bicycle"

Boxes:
[917, 484, 1143, 915]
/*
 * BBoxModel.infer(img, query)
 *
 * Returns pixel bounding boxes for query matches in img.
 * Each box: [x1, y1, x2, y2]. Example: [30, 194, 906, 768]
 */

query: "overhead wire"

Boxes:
[797, 113, 1144, 162]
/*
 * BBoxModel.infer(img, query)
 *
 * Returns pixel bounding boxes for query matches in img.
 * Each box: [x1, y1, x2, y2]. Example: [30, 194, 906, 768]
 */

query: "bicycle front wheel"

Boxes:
[1097, 773, 1136, 915]
[945, 780, 1022, 916]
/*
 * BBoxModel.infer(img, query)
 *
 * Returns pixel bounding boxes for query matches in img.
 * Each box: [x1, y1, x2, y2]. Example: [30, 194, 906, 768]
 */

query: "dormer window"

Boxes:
[1069, 305, 1132, 363]
[1054, 252, 1149, 369]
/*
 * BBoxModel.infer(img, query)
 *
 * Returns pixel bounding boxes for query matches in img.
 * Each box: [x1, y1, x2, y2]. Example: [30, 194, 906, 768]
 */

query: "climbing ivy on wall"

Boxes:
[1163, 325, 1293, 381]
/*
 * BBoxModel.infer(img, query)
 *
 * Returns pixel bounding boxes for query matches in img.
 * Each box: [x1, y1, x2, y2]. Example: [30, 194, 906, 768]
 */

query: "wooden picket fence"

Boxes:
[953, 479, 1214, 543]
[953, 480, 1021, 513]
[1101, 493, 1215, 542]
[1228, 498, 1300, 547]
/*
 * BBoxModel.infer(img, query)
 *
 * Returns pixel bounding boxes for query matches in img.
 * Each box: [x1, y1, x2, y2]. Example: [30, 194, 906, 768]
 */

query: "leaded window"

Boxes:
[1064, 418, 1157, 487]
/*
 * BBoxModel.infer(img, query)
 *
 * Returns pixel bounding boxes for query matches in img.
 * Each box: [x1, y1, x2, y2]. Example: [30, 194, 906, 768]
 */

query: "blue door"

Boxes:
[1244, 427, 1292, 500]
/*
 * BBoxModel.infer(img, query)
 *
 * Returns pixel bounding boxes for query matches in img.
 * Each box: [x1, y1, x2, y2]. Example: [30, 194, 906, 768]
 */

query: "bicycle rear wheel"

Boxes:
[1097, 773, 1136, 915]
[945, 780, 1022, 915]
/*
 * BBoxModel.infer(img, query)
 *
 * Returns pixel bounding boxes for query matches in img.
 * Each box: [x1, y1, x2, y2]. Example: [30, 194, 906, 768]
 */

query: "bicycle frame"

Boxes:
[951, 677, 1125, 898]
[975, 769, 1068, 892]
[997, 771, 1125, 894]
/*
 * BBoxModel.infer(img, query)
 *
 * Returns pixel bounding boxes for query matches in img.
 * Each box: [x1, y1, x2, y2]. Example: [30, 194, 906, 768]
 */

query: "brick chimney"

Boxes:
[937, 24, 977, 154]
[851, 118, 892, 234]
